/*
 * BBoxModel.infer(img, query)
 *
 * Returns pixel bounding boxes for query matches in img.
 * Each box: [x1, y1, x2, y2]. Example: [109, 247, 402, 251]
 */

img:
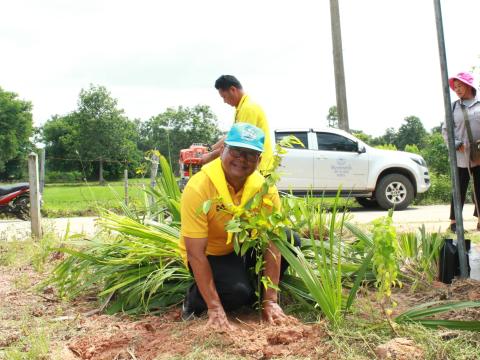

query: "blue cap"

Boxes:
[224, 123, 265, 152]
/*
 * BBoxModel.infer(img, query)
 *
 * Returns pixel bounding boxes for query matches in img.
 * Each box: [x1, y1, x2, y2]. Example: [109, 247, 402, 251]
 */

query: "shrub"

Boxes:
[415, 172, 451, 204]
[45, 170, 84, 183]
[404, 144, 420, 154]
[375, 144, 397, 151]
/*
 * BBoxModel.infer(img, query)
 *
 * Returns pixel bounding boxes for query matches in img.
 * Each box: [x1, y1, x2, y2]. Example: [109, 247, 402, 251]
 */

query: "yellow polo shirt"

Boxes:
[179, 171, 280, 264]
[235, 95, 273, 172]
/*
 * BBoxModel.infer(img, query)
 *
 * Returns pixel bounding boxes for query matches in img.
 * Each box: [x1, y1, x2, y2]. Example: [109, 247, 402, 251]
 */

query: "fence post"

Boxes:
[28, 152, 42, 239]
[124, 168, 129, 206]
[150, 153, 159, 188]
[149, 153, 159, 208]
[39, 148, 45, 194]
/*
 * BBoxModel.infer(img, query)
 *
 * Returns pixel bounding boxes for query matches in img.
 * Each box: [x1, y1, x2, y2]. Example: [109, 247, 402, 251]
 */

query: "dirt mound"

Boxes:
[66, 311, 332, 360]
[375, 337, 424, 360]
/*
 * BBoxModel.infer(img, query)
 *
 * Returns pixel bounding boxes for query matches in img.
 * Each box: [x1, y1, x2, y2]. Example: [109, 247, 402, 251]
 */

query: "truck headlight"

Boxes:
[411, 157, 427, 167]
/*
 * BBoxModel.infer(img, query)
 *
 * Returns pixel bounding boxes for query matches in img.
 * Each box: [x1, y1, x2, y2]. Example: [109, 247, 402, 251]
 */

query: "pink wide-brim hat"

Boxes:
[449, 72, 476, 91]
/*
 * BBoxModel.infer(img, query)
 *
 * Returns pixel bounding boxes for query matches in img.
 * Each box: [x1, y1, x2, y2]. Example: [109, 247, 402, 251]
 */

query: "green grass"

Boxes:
[41, 179, 150, 217]
[39, 180, 360, 218]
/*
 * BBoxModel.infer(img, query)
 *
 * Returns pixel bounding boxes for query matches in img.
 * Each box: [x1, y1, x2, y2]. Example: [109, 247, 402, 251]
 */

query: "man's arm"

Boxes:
[262, 240, 291, 325]
[184, 236, 234, 330]
[201, 136, 226, 165]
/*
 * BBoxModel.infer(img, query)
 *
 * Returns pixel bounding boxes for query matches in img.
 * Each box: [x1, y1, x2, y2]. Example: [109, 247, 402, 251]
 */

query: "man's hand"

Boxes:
[458, 144, 465, 153]
[262, 301, 293, 325]
[206, 306, 235, 332]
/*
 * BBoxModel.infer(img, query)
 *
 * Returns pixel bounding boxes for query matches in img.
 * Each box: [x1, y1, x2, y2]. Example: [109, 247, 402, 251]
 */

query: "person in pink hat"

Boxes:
[442, 72, 480, 232]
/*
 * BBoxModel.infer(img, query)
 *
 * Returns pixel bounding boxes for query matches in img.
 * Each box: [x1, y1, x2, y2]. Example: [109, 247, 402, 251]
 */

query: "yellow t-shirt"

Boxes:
[179, 171, 280, 264]
[235, 95, 273, 172]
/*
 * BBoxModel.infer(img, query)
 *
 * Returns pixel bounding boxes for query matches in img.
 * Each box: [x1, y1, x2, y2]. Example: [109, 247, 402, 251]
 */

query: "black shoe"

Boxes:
[181, 300, 196, 321]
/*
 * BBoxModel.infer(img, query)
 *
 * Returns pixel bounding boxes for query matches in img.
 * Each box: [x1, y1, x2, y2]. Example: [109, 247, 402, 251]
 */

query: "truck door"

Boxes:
[314, 132, 369, 191]
[275, 131, 314, 191]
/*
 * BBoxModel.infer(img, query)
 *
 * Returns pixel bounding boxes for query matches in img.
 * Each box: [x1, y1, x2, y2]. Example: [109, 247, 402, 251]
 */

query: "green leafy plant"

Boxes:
[397, 225, 444, 285]
[207, 136, 304, 310]
[395, 301, 480, 331]
[44, 152, 191, 314]
[371, 210, 401, 315]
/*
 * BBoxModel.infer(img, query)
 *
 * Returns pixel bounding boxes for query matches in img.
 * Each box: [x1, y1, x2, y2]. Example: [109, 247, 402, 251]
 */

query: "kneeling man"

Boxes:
[180, 123, 290, 331]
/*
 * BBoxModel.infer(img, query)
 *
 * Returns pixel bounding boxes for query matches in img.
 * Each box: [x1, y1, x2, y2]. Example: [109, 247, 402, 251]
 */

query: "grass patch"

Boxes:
[3, 319, 51, 360]
[0, 232, 60, 272]
[41, 179, 150, 217]
[328, 309, 480, 359]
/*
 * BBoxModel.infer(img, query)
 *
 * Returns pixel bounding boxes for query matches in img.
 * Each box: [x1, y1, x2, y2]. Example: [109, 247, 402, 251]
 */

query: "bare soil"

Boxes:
[1, 262, 479, 359]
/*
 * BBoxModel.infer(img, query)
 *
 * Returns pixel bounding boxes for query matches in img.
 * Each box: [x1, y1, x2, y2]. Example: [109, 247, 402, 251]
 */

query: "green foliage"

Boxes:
[375, 143, 397, 151]
[326, 105, 338, 128]
[139, 105, 222, 172]
[404, 144, 420, 154]
[276, 196, 366, 326]
[45, 170, 83, 183]
[395, 301, 480, 330]
[40, 85, 142, 181]
[371, 210, 401, 312]
[420, 132, 449, 175]
[144, 151, 182, 222]
[3, 322, 51, 360]
[351, 130, 372, 145]
[415, 172, 451, 204]
[397, 226, 444, 285]
[40, 180, 149, 217]
[370, 127, 397, 147]
[0, 87, 33, 180]
[395, 116, 427, 150]
[44, 152, 191, 313]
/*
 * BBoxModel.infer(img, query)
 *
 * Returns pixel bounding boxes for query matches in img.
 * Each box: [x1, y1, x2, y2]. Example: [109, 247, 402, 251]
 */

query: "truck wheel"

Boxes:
[375, 174, 414, 210]
[356, 197, 379, 209]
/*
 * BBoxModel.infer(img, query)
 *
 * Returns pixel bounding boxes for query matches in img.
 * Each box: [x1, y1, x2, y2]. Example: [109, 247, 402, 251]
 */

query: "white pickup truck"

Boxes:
[275, 128, 431, 210]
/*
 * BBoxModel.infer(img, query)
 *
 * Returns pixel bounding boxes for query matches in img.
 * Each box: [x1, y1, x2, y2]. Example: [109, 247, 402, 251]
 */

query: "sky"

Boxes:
[1, 0, 479, 137]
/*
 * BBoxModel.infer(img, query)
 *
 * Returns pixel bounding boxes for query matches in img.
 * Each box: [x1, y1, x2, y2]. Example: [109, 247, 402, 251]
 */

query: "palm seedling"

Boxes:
[45, 152, 191, 314]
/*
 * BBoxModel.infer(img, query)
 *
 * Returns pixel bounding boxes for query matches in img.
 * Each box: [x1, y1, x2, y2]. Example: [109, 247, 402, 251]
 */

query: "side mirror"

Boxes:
[357, 144, 366, 153]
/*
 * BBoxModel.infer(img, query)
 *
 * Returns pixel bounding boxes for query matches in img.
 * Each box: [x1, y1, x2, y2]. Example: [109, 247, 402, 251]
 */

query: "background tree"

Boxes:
[0, 87, 33, 180]
[40, 85, 142, 183]
[351, 130, 373, 145]
[371, 127, 397, 147]
[41, 113, 80, 173]
[394, 116, 427, 150]
[140, 105, 222, 172]
[75, 85, 141, 184]
[326, 105, 338, 128]
[420, 132, 449, 175]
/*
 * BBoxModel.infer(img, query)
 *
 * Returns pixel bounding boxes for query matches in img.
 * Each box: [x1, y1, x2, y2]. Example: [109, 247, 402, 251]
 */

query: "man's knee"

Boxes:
[221, 281, 255, 310]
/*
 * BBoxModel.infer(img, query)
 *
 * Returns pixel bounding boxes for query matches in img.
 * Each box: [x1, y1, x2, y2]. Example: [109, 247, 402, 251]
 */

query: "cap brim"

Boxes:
[225, 140, 263, 153]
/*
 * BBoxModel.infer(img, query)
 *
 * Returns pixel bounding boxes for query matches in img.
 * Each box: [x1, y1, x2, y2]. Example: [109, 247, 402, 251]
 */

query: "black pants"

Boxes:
[184, 230, 301, 315]
[449, 166, 480, 220]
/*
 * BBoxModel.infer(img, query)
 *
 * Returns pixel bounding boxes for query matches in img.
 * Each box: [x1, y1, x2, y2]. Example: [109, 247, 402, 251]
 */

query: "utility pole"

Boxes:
[330, 0, 349, 131]
[433, 0, 469, 278]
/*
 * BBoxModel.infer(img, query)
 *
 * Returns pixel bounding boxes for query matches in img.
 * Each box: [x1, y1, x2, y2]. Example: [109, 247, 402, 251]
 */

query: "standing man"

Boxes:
[180, 123, 290, 331]
[202, 75, 273, 173]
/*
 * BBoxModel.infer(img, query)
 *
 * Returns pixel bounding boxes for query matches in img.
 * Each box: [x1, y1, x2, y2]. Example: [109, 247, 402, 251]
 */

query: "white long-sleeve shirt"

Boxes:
[442, 97, 480, 168]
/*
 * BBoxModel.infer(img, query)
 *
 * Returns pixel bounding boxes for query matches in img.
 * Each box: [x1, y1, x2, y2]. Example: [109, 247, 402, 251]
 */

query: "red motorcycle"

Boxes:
[0, 183, 30, 220]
